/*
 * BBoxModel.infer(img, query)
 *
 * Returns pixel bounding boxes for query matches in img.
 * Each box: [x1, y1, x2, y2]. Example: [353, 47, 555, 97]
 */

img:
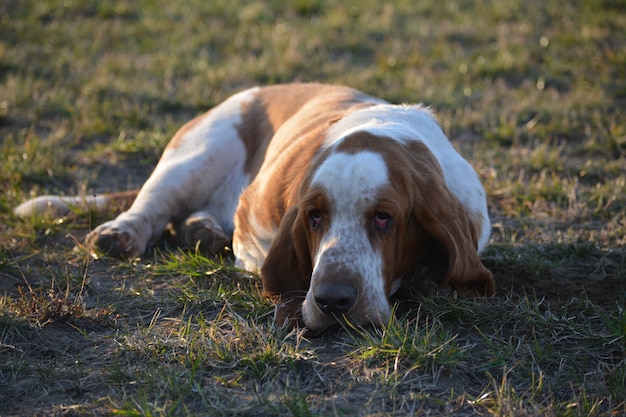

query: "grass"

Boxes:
[1, 0, 625, 415]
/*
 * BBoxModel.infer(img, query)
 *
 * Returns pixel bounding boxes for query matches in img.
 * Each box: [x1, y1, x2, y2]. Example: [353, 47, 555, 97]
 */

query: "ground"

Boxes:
[1, 0, 624, 416]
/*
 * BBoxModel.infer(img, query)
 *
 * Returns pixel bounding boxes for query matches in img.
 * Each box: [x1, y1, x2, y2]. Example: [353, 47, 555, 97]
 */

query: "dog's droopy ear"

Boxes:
[260, 206, 312, 326]
[407, 142, 494, 297]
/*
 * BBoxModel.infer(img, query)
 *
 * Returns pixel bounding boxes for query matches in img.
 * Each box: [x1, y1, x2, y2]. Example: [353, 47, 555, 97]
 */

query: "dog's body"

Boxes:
[15, 83, 494, 331]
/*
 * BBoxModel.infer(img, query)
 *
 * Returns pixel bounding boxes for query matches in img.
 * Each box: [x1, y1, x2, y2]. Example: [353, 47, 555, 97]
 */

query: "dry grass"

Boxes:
[1, 0, 625, 415]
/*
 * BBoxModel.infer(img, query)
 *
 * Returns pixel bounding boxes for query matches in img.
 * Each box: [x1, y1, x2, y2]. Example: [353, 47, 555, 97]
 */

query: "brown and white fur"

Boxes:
[14, 83, 494, 331]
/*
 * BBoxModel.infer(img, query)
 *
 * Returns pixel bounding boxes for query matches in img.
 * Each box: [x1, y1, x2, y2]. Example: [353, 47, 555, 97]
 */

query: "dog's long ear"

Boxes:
[260, 206, 312, 325]
[407, 143, 494, 297]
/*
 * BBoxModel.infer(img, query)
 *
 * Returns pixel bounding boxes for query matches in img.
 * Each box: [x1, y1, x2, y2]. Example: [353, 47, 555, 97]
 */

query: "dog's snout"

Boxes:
[314, 284, 357, 316]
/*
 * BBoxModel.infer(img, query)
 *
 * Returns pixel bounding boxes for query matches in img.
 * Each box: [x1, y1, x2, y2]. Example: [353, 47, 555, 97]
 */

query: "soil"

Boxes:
[1, 162, 624, 417]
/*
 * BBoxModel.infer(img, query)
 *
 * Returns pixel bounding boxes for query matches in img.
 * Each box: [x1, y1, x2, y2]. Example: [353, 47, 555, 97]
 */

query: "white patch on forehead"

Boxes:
[311, 151, 389, 201]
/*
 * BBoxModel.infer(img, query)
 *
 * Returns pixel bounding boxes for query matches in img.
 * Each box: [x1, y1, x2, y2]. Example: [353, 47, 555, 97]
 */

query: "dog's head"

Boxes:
[261, 110, 493, 332]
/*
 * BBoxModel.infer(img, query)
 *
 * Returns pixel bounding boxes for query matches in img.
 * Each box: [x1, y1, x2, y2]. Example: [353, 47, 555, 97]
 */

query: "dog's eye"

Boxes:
[373, 210, 391, 231]
[309, 209, 322, 229]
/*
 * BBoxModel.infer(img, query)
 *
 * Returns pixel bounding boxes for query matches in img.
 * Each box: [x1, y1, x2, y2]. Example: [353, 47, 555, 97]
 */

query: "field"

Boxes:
[1, 0, 625, 415]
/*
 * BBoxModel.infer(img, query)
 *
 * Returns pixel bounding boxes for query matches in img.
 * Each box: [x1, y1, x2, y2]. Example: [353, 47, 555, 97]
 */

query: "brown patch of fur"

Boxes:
[234, 84, 379, 244]
[401, 140, 494, 296]
[235, 84, 375, 178]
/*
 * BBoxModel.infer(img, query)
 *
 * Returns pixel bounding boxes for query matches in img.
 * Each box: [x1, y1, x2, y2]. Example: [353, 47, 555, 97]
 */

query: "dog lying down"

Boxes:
[14, 83, 494, 331]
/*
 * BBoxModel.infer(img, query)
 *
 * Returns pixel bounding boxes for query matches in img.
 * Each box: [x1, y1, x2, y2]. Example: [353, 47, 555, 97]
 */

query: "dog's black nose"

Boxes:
[314, 284, 357, 316]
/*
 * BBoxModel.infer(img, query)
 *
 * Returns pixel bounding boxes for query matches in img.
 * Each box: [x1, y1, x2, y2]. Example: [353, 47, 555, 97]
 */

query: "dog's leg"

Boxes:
[83, 88, 261, 258]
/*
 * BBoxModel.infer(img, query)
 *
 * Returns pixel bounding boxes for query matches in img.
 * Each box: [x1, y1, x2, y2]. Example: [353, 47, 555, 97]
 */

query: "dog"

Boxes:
[14, 83, 494, 331]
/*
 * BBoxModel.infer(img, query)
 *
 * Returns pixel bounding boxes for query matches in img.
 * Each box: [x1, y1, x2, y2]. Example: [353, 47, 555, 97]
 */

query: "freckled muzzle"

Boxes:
[302, 255, 391, 331]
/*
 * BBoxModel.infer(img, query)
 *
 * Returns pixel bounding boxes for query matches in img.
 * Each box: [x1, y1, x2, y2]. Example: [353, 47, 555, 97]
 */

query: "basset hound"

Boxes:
[14, 83, 494, 331]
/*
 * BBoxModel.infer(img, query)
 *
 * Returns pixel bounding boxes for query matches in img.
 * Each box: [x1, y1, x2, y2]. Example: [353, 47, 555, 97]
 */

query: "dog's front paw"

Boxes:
[85, 222, 146, 259]
[178, 213, 232, 254]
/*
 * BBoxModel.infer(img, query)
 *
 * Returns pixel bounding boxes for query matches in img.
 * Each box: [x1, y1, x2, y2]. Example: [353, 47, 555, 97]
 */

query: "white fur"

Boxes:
[302, 151, 391, 329]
